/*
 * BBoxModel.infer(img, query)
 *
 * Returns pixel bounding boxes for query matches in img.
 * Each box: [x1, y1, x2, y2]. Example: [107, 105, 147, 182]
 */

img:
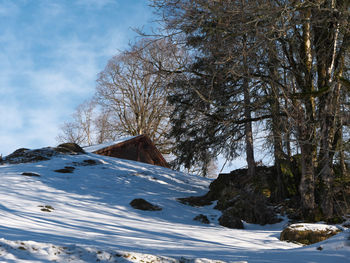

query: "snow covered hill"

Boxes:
[0, 150, 349, 262]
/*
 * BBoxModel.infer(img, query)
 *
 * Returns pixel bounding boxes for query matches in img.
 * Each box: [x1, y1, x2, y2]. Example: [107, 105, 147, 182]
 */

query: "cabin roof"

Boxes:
[83, 136, 138, 153]
[83, 135, 169, 168]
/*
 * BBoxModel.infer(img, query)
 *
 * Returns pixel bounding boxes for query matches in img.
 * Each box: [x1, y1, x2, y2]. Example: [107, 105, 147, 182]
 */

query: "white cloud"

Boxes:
[75, 0, 116, 9]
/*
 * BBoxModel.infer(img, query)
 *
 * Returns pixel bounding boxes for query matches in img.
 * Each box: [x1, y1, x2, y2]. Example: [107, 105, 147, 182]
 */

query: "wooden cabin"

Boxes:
[84, 135, 169, 168]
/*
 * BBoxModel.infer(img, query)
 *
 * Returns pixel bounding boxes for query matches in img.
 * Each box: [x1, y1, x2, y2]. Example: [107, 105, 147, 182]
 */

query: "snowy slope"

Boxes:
[0, 152, 349, 262]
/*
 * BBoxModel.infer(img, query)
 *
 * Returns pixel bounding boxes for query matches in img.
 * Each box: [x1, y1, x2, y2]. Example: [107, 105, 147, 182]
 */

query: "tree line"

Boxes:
[58, 0, 350, 221]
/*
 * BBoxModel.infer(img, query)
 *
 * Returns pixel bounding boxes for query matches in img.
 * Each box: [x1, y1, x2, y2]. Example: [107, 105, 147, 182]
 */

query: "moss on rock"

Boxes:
[280, 224, 342, 245]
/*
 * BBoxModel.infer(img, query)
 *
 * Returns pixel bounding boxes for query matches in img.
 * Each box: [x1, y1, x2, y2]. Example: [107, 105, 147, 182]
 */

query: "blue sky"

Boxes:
[0, 0, 154, 155]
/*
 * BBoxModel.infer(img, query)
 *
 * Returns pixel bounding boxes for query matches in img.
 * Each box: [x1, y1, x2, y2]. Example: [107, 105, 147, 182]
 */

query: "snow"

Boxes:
[0, 152, 349, 262]
[83, 136, 137, 153]
[286, 223, 341, 232]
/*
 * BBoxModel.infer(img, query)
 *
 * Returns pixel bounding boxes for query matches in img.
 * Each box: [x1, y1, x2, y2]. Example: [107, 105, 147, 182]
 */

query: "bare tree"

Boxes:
[95, 38, 186, 153]
[56, 121, 85, 145]
[94, 109, 117, 144]
[56, 100, 96, 146]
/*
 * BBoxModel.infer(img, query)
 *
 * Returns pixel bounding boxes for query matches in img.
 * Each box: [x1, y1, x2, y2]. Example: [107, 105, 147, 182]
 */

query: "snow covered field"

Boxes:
[0, 151, 349, 262]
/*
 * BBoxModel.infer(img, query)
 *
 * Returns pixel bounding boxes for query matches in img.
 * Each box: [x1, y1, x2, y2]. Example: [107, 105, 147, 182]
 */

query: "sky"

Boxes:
[0, 0, 154, 156]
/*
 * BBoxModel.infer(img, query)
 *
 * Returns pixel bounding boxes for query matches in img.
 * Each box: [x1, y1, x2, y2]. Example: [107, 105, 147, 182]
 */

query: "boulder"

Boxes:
[22, 172, 40, 177]
[130, 198, 162, 211]
[218, 208, 244, 229]
[280, 223, 342, 245]
[216, 191, 280, 225]
[54, 166, 75, 173]
[55, 143, 85, 154]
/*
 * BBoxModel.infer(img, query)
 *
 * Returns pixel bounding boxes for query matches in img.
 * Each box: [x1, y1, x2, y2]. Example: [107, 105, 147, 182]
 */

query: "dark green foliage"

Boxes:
[168, 66, 246, 176]
[164, 1, 264, 176]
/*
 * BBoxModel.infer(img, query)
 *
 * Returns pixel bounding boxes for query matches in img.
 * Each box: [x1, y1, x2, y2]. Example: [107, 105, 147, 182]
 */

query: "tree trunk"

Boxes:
[313, 2, 343, 219]
[299, 142, 316, 218]
[317, 93, 336, 219]
[271, 95, 285, 200]
[298, 7, 317, 219]
[243, 76, 255, 178]
[242, 36, 255, 178]
[268, 43, 286, 200]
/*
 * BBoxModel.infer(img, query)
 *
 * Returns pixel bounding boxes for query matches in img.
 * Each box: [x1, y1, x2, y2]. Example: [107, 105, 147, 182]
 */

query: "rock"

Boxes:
[54, 166, 75, 173]
[205, 166, 282, 226]
[55, 143, 85, 154]
[217, 192, 280, 225]
[280, 223, 342, 245]
[193, 214, 210, 224]
[207, 172, 244, 200]
[130, 198, 162, 211]
[72, 159, 102, 166]
[22, 172, 40, 177]
[218, 208, 244, 229]
[1, 144, 88, 165]
[2, 148, 56, 164]
[177, 196, 212, 207]
[38, 205, 55, 212]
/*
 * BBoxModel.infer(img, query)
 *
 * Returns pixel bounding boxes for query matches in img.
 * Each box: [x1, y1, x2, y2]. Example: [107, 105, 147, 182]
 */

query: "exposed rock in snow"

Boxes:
[130, 198, 162, 211]
[280, 223, 342, 245]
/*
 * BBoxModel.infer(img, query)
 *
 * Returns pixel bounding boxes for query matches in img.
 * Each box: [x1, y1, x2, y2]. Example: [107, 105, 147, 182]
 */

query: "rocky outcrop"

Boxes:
[2, 148, 57, 164]
[280, 223, 342, 245]
[178, 166, 281, 228]
[217, 191, 280, 225]
[1, 143, 86, 165]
